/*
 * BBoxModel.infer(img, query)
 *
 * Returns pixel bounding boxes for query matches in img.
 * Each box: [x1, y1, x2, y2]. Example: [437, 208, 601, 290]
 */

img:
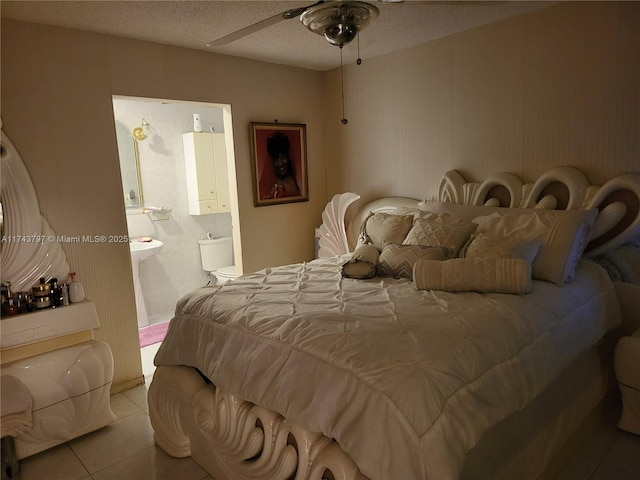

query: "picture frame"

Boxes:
[250, 122, 308, 206]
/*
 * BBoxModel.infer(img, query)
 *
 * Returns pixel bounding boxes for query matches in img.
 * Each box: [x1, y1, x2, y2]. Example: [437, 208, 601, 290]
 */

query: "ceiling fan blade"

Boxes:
[207, 13, 287, 47]
[380, 0, 504, 4]
[207, 2, 323, 47]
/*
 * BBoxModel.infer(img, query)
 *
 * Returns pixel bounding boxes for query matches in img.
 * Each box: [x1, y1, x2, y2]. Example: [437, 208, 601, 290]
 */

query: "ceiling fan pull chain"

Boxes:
[357, 33, 362, 65]
[340, 46, 348, 125]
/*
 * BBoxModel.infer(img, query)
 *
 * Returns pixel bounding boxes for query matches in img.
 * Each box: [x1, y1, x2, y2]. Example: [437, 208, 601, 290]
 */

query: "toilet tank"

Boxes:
[198, 237, 233, 272]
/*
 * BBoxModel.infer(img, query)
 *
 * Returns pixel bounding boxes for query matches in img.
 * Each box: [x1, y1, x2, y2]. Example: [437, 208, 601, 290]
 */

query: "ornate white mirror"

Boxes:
[1, 123, 69, 292]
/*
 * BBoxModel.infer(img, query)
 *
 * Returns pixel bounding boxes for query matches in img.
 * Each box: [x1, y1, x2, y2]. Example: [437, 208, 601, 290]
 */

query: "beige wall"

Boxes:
[1, 19, 326, 391]
[323, 1, 640, 209]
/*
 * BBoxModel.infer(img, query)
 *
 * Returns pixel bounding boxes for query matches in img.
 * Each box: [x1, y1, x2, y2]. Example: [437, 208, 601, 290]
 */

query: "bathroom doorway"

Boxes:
[111, 96, 241, 348]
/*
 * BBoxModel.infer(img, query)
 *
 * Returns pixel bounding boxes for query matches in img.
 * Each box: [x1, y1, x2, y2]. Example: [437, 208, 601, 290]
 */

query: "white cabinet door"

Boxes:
[183, 132, 230, 215]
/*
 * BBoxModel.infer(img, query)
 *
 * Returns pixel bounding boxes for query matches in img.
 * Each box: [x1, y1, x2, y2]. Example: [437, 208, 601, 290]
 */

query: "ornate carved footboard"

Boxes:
[149, 365, 369, 480]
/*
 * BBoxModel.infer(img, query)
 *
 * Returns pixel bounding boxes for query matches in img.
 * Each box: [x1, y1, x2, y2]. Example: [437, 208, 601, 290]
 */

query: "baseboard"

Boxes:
[110, 375, 145, 394]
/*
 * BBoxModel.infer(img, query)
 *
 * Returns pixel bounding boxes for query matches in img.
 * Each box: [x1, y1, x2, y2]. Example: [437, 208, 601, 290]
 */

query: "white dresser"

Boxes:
[1, 301, 115, 459]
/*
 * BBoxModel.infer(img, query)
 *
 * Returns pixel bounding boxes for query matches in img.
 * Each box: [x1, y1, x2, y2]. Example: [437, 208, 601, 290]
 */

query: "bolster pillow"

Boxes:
[342, 244, 381, 279]
[413, 258, 532, 294]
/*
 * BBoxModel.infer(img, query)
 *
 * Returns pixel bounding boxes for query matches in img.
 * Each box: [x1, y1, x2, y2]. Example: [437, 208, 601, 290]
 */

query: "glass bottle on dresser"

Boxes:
[68, 272, 85, 303]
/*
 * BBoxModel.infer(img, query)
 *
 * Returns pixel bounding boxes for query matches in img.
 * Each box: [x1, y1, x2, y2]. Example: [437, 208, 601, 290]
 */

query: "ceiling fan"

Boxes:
[207, 0, 496, 125]
[207, 0, 403, 125]
[207, 0, 403, 49]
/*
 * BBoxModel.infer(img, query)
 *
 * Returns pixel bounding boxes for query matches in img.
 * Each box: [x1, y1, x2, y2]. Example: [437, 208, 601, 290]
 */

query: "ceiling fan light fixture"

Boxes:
[301, 1, 379, 47]
[325, 22, 358, 46]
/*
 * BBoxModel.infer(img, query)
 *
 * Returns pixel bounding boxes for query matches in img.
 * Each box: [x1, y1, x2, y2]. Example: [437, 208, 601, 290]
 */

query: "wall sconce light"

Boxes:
[132, 118, 150, 141]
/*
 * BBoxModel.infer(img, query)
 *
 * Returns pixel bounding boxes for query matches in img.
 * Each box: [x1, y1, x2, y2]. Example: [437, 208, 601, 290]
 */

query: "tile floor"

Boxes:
[16, 342, 212, 480]
[15, 341, 640, 480]
[553, 398, 640, 480]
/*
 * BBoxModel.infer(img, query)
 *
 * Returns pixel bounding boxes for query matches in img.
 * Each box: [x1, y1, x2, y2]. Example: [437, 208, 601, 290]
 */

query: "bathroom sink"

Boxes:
[129, 239, 163, 329]
[129, 239, 163, 262]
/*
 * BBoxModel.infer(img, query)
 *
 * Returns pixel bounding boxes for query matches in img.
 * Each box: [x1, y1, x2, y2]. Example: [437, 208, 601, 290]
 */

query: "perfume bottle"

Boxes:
[61, 282, 70, 306]
[50, 278, 62, 307]
[68, 272, 85, 303]
[2, 282, 17, 316]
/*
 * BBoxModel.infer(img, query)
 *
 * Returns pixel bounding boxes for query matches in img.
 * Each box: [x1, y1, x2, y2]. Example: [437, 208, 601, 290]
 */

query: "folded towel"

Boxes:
[1, 375, 33, 437]
[0, 410, 33, 438]
[1, 375, 32, 417]
[413, 258, 532, 294]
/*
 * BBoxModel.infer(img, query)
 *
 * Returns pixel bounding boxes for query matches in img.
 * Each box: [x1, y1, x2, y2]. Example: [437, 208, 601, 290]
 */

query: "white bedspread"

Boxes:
[154, 257, 620, 480]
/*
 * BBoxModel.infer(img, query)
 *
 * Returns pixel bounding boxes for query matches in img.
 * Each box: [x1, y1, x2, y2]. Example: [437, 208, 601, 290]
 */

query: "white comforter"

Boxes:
[154, 257, 620, 480]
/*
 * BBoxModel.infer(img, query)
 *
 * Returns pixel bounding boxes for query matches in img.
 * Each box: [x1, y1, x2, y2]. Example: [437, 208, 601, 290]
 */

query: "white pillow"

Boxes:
[418, 201, 502, 219]
[418, 201, 559, 220]
[473, 209, 597, 285]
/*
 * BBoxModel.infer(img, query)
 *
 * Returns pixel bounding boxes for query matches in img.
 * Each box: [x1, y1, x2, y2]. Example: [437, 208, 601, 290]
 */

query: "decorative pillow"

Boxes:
[413, 258, 532, 294]
[378, 244, 448, 279]
[591, 256, 624, 282]
[402, 217, 477, 257]
[342, 244, 380, 279]
[598, 245, 640, 284]
[462, 233, 542, 265]
[418, 201, 561, 220]
[474, 209, 597, 285]
[357, 212, 414, 251]
[417, 201, 496, 219]
[413, 210, 479, 224]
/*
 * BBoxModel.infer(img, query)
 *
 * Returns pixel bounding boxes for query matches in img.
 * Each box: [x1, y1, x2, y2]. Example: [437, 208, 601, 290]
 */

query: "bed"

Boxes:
[149, 167, 640, 480]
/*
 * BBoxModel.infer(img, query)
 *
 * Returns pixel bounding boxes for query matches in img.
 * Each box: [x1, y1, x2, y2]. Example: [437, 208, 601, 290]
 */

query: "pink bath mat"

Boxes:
[139, 321, 170, 348]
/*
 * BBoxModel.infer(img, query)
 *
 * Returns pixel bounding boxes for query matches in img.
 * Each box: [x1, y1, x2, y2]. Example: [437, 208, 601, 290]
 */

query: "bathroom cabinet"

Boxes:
[183, 132, 231, 215]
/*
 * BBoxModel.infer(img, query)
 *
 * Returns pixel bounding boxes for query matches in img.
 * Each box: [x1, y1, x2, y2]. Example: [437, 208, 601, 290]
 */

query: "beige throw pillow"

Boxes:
[403, 217, 477, 257]
[358, 212, 414, 251]
[378, 244, 448, 279]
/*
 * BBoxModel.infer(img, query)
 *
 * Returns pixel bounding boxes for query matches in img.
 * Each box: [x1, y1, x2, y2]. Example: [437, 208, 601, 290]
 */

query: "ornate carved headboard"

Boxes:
[317, 167, 640, 259]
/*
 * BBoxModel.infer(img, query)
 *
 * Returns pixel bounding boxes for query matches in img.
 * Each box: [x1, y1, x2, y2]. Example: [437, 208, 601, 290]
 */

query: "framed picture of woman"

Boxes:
[250, 122, 308, 206]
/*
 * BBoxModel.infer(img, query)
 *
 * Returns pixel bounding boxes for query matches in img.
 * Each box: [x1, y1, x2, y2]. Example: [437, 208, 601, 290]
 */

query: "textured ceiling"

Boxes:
[1, 0, 553, 71]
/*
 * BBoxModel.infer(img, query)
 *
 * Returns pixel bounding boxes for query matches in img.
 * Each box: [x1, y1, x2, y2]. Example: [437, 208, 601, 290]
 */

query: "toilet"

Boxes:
[198, 237, 238, 285]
